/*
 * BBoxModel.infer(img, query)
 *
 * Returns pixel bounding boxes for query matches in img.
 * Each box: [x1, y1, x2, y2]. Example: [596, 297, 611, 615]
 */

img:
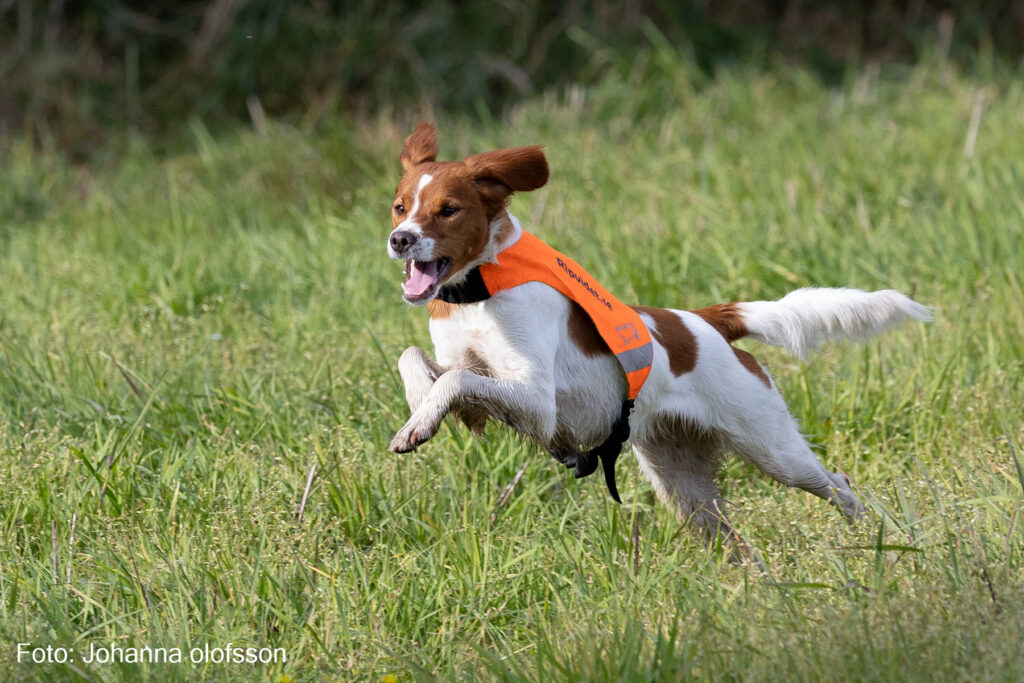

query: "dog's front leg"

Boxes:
[397, 346, 443, 413]
[389, 369, 554, 453]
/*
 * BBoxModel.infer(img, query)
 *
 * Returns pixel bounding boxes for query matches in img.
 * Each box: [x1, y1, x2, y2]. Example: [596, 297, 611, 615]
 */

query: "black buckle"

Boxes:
[555, 398, 634, 503]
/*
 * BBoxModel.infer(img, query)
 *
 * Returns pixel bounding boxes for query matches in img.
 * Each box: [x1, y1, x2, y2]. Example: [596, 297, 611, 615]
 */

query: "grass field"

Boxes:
[1, 49, 1023, 681]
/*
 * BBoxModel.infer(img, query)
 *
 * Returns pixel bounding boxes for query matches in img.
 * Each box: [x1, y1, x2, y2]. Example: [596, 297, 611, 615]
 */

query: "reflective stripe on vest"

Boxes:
[475, 231, 653, 400]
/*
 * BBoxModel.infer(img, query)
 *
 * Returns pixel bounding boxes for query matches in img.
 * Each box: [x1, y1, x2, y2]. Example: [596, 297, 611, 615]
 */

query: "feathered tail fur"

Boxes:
[737, 287, 932, 358]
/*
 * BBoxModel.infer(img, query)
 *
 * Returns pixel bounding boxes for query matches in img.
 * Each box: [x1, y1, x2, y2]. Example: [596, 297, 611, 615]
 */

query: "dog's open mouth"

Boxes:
[402, 258, 453, 303]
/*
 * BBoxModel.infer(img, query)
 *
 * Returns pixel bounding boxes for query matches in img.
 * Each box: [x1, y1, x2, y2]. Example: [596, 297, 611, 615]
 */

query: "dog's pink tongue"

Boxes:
[404, 260, 439, 298]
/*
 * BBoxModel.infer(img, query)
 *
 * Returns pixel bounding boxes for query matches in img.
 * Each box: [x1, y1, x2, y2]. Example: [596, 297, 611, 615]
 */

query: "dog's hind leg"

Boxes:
[634, 440, 725, 535]
[633, 434, 758, 563]
[727, 411, 865, 521]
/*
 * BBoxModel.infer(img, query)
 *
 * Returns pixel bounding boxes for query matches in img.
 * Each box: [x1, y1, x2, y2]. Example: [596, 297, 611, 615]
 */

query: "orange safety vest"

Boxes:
[437, 230, 653, 399]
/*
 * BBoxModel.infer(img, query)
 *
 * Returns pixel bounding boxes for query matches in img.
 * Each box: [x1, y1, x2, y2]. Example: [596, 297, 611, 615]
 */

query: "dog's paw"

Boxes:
[388, 432, 421, 453]
[388, 417, 439, 453]
[831, 471, 867, 522]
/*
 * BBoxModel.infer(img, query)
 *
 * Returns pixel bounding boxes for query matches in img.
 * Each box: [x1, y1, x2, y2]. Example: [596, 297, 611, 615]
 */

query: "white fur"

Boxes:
[739, 287, 932, 358]
[390, 210, 928, 546]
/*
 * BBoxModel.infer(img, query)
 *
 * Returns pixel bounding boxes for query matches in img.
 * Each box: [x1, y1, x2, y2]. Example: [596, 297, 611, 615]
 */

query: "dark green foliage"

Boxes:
[3, 1, 1022, 155]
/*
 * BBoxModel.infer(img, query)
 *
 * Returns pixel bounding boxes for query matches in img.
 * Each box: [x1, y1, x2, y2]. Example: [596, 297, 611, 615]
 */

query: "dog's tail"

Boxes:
[696, 287, 932, 359]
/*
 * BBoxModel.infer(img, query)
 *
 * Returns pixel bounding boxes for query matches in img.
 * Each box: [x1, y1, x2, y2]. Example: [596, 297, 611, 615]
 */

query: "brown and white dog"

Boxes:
[386, 122, 930, 542]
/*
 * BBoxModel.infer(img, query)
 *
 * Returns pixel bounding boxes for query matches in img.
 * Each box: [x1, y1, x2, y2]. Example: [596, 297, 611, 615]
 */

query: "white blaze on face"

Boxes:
[409, 173, 433, 222]
[388, 173, 435, 260]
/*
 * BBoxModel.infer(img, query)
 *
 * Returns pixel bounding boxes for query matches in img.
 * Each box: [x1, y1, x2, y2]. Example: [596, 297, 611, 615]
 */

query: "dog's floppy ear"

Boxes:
[464, 146, 549, 206]
[401, 122, 439, 172]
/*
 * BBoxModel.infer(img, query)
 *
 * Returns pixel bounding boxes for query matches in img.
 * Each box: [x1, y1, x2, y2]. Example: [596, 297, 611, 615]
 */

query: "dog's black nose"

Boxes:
[389, 230, 417, 254]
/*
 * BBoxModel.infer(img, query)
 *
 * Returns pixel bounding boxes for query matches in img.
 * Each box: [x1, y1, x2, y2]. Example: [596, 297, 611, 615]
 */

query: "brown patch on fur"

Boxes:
[693, 303, 747, 342]
[694, 304, 769, 386]
[733, 348, 771, 388]
[567, 302, 610, 357]
[632, 306, 697, 376]
[458, 348, 493, 377]
[427, 299, 456, 320]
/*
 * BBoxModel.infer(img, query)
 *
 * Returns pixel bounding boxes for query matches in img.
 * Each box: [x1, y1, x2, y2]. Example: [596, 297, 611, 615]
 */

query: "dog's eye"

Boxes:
[394, 204, 405, 216]
[439, 205, 459, 218]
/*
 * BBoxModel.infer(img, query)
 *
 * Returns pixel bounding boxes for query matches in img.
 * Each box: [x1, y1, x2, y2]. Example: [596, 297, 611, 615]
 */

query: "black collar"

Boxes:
[436, 266, 491, 304]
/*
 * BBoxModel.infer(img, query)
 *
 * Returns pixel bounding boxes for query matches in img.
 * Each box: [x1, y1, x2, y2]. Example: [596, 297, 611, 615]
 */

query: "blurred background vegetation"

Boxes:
[2, 0, 1021, 158]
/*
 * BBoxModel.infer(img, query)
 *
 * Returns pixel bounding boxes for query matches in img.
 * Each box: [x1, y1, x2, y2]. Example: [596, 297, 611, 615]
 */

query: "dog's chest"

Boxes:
[428, 302, 536, 379]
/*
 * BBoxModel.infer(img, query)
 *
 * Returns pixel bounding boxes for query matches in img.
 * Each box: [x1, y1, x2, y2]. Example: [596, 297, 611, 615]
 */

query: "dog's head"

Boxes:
[387, 123, 549, 305]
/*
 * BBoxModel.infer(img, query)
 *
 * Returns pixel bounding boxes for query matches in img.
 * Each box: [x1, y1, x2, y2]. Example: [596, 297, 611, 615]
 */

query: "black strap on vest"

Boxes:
[436, 267, 490, 304]
[436, 268, 634, 503]
[563, 398, 634, 504]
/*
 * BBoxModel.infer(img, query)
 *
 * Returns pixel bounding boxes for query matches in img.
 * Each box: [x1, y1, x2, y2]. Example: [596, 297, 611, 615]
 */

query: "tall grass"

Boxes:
[1, 51, 1022, 680]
